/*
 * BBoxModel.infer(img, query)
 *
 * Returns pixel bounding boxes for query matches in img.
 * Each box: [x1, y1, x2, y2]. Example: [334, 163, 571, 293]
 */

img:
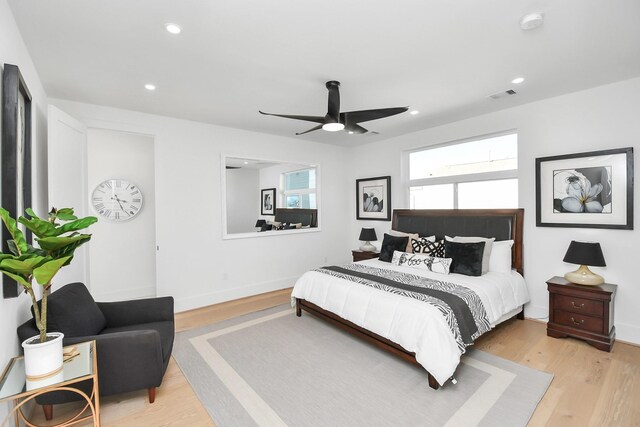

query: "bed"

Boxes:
[291, 208, 529, 389]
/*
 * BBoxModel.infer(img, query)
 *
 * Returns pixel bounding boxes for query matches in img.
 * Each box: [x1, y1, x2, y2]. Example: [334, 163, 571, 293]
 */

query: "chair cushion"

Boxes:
[46, 283, 107, 337]
[101, 321, 174, 363]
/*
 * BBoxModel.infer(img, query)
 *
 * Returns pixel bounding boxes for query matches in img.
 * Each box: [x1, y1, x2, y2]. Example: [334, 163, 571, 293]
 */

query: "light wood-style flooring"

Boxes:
[33, 288, 639, 426]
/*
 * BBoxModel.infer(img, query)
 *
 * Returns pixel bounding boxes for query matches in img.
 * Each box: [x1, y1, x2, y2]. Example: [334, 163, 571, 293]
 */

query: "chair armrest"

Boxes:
[97, 296, 174, 328]
[65, 330, 165, 395]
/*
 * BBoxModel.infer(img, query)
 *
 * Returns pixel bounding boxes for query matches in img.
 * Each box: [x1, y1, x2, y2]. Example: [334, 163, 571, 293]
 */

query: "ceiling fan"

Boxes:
[259, 81, 408, 135]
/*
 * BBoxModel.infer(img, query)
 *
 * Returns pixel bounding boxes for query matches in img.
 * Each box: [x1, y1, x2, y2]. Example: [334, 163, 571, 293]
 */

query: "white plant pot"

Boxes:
[21, 332, 64, 380]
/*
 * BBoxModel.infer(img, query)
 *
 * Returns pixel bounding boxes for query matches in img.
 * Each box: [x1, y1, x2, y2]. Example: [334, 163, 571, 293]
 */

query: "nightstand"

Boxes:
[352, 250, 380, 262]
[546, 276, 616, 352]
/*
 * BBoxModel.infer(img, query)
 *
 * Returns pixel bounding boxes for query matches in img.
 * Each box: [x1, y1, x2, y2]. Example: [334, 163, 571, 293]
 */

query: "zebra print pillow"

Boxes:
[391, 251, 452, 274]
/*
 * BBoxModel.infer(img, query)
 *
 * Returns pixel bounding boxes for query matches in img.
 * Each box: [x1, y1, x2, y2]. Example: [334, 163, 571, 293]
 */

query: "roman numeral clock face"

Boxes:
[91, 179, 143, 221]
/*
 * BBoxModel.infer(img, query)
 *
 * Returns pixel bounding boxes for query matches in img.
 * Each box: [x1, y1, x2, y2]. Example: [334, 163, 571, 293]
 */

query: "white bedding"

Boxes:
[290, 258, 530, 386]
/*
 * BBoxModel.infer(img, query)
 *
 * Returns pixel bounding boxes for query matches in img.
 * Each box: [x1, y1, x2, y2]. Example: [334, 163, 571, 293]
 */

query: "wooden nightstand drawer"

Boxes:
[352, 250, 380, 262]
[554, 294, 603, 317]
[553, 310, 603, 334]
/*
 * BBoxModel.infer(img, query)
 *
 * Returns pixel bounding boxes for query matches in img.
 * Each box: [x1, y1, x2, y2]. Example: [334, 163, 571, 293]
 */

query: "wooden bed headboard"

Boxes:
[274, 208, 318, 227]
[392, 209, 524, 275]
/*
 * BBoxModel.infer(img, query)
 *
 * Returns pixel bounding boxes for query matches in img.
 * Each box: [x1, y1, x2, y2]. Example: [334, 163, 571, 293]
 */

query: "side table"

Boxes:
[352, 250, 380, 262]
[0, 340, 100, 426]
[546, 276, 616, 352]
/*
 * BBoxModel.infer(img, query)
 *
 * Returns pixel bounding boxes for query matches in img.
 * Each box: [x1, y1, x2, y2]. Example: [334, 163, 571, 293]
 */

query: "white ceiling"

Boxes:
[8, 0, 640, 147]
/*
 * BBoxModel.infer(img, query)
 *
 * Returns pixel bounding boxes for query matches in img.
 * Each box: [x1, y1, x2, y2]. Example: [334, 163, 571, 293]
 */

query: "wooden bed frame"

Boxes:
[295, 208, 525, 390]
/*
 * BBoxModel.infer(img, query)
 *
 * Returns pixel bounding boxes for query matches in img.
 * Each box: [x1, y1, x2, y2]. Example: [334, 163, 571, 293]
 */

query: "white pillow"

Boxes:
[489, 240, 514, 273]
[391, 251, 452, 275]
[446, 236, 495, 275]
[388, 229, 419, 253]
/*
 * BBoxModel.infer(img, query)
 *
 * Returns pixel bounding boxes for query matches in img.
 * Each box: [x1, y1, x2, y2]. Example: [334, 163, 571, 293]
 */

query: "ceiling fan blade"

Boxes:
[325, 81, 341, 121]
[344, 123, 369, 134]
[259, 111, 325, 124]
[295, 124, 323, 135]
[341, 107, 408, 124]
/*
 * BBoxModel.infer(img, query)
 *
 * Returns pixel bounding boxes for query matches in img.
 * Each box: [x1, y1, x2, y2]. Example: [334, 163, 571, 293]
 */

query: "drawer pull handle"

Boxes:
[571, 301, 585, 309]
[571, 317, 584, 326]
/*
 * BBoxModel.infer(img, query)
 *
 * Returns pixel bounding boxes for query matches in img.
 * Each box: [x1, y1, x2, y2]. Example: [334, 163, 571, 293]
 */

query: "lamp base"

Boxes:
[359, 242, 376, 252]
[564, 265, 604, 286]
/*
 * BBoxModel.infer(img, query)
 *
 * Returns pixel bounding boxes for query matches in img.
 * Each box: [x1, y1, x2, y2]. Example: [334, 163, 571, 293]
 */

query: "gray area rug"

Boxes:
[174, 305, 552, 427]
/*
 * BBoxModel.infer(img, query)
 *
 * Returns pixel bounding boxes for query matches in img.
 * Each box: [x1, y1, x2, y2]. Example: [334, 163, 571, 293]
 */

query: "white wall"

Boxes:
[226, 168, 259, 233]
[49, 98, 352, 312]
[87, 129, 156, 301]
[348, 77, 640, 344]
[0, 0, 49, 419]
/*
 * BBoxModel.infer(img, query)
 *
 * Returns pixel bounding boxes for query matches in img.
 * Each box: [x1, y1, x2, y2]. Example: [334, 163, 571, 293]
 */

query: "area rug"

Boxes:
[174, 304, 552, 427]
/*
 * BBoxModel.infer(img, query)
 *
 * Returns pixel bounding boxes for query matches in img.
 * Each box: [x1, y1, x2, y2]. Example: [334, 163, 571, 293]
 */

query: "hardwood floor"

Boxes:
[35, 288, 640, 426]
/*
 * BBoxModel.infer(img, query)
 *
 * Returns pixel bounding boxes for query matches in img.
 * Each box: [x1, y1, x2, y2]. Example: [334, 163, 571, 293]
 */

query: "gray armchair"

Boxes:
[17, 282, 174, 420]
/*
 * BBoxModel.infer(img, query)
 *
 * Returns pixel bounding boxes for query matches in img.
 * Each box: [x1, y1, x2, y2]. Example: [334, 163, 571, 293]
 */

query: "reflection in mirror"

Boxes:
[223, 156, 319, 236]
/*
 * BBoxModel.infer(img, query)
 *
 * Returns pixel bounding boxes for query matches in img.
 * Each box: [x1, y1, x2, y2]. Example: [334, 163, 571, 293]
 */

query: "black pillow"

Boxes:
[45, 282, 107, 337]
[444, 240, 485, 277]
[379, 233, 409, 263]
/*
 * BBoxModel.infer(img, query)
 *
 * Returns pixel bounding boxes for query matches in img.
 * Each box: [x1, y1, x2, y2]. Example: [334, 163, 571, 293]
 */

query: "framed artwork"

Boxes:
[2, 64, 33, 298]
[356, 176, 391, 221]
[536, 147, 633, 229]
[261, 188, 276, 216]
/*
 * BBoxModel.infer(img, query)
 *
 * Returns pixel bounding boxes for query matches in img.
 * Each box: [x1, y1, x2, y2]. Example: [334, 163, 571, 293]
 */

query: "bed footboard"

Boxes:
[295, 298, 440, 390]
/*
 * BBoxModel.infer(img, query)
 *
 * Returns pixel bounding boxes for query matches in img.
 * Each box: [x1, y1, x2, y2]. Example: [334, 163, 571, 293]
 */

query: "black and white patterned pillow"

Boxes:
[411, 238, 445, 257]
[391, 251, 452, 275]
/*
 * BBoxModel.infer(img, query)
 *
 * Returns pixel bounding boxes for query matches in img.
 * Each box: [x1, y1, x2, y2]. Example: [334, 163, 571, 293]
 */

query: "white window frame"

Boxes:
[404, 130, 518, 209]
[281, 167, 317, 209]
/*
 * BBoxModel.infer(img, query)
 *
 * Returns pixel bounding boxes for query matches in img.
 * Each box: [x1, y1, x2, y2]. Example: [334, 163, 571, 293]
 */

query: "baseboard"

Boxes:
[615, 322, 640, 346]
[173, 277, 295, 313]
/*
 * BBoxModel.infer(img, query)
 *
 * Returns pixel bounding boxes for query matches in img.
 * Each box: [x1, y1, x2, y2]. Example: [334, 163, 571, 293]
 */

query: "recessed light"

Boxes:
[410, 110, 419, 115]
[144, 84, 156, 91]
[348, 131, 354, 134]
[520, 13, 544, 30]
[511, 77, 525, 84]
[243, 161, 249, 165]
[165, 23, 182, 34]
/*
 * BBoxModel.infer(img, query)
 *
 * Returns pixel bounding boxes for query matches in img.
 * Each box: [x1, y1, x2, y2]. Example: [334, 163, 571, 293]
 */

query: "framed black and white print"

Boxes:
[2, 64, 33, 298]
[536, 147, 633, 229]
[356, 176, 391, 221]
[261, 188, 276, 216]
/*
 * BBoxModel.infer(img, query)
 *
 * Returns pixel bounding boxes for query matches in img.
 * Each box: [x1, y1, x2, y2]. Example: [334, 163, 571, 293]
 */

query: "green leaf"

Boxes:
[33, 256, 72, 285]
[57, 216, 98, 235]
[36, 234, 91, 251]
[7, 240, 20, 256]
[56, 208, 77, 221]
[1, 270, 32, 288]
[19, 215, 58, 238]
[25, 244, 47, 256]
[0, 208, 28, 255]
[0, 256, 47, 274]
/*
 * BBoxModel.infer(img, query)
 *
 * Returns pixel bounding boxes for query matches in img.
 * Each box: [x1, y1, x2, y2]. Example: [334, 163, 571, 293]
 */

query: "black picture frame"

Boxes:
[2, 64, 33, 298]
[535, 147, 633, 229]
[261, 188, 276, 216]
[356, 176, 391, 221]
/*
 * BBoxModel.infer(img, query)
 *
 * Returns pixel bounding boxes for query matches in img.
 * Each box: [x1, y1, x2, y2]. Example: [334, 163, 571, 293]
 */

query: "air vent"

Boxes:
[488, 89, 517, 100]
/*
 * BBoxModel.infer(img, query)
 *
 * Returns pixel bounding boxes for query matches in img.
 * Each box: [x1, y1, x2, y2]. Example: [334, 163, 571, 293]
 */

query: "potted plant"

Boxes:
[0, 207, 97, 379]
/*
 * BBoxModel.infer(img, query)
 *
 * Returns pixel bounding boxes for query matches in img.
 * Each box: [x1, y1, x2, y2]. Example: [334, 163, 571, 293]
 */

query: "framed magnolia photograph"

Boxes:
[2, 64, 33, 298]
[261, 188, 276, 216]
[356, 176, 391, 221]
[536, 147, 634, 229]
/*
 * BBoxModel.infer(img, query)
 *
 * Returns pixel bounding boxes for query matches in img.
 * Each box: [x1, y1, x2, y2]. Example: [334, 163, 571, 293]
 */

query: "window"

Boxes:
[283, 168, 316, 209]
[408, 133, 518, 209]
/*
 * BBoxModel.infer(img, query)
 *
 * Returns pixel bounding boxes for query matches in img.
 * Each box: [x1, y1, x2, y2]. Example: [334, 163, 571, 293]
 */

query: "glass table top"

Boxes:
[0, 341, 94, 401]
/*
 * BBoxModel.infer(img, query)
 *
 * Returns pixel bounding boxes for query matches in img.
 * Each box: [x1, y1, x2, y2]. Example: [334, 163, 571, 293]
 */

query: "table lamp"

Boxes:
[563, 240, 606, 285]
[255, 219, 267, 230]
[359, 227, 377, 252]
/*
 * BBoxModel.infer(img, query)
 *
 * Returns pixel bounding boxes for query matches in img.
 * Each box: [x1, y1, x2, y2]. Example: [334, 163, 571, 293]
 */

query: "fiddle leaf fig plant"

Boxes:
[0, 207, 97, 343]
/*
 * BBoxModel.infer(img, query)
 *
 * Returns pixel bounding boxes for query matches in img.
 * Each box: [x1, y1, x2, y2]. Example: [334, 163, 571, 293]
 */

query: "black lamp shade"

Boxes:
[359, 227, 377, 242]
[255, 219, 267, 227]
[563, 241, 606, 267]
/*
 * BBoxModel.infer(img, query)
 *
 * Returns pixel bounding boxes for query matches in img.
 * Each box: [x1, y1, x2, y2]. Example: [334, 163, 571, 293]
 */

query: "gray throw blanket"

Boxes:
[315, 264, 491, 352]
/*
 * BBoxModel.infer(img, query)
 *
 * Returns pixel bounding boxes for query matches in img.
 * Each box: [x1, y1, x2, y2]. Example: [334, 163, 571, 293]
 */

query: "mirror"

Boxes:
[222, 156, 320, 238]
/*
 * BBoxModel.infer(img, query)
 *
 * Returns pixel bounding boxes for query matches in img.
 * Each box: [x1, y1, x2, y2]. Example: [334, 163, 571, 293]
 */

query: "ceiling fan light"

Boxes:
[322, 122, 345, 132]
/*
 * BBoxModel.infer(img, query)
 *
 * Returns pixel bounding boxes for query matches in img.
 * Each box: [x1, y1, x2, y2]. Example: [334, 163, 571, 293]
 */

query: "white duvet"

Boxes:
[290, 259, 530, 385]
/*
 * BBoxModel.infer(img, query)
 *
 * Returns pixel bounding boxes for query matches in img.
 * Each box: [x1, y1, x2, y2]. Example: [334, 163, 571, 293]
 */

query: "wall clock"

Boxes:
[91, 178, 143, 221]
